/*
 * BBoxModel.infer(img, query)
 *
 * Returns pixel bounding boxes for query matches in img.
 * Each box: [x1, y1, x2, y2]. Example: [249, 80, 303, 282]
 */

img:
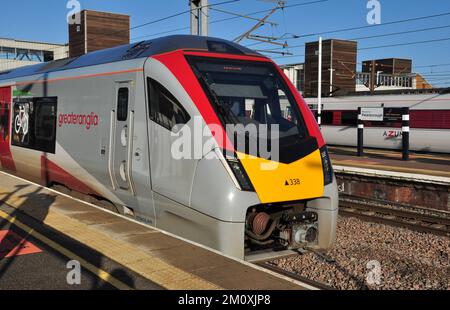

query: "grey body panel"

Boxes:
[152, 192, 246, 258]
[190, 149, 260, 222]
[306, 179, 339, 251]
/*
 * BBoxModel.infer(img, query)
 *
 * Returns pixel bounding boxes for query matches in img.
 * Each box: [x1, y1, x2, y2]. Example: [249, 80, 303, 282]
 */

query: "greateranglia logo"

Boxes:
[58, 112, 99, 130]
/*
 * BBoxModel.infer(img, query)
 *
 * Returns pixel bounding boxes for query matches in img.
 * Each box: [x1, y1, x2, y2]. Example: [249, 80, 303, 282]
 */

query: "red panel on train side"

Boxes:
[410, 110, 450, 129]
[41, 156, 98, 196]
[0, 87, 16, 171]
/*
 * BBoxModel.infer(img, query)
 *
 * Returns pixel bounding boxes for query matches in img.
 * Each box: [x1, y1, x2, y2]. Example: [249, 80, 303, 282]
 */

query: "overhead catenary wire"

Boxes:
[247, 11, 450, 47]
[266, 24, 450, 52]
[359, 37, 450, 50]
[123, 0, 334, 44]
[270, 36, 450, 60]
[414, 63, 450, 69]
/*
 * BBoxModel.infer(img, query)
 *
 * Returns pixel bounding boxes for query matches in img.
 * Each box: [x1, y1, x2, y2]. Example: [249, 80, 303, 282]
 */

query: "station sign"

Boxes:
[384, 108, 403, 122]
[360, 107, 384, 121]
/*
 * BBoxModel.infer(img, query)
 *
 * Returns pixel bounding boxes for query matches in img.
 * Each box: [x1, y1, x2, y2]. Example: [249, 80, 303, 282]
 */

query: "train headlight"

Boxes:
[226, 157, 255, 192]
[215, 149, 254, 191]
[320, 146, 334, 186]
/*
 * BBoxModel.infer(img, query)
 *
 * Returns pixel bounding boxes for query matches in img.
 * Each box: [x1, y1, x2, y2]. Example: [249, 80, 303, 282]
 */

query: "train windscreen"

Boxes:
[187, 56, 308, 140]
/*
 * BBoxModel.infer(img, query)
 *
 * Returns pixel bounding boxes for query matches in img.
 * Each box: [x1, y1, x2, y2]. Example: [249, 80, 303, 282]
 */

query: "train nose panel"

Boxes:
[237, 149, 325, 204]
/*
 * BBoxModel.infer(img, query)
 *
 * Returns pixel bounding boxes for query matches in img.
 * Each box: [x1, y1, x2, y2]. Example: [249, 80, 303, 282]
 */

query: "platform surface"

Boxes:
[0, 171, 308, 290]
[329, 146, 450, 179]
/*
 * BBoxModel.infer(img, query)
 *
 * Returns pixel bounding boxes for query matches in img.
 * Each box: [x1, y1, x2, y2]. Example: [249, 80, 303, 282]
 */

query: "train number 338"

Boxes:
[285, 178, 301, 186]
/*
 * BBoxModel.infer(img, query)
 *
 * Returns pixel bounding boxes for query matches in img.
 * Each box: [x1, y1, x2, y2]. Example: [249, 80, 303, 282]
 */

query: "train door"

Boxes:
[0, 86, 15, 171]
[108, 80, 155, 224]
[109, 82, 138, 195]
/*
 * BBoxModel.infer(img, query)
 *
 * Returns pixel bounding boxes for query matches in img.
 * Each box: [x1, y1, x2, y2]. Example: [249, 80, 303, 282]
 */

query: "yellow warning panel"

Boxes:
[238, 149, 324, 204]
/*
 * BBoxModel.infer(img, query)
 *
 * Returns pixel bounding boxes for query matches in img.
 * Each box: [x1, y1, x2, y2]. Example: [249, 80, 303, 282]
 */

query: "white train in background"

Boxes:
[304, 92, 450, 154]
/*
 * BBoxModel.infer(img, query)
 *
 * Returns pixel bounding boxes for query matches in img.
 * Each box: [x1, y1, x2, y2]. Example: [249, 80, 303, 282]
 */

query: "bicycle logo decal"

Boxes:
[14, 105, 29, 143]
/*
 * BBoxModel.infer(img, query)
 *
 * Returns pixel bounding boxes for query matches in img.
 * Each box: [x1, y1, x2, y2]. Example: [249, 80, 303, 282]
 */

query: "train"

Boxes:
[304, 92, 450, 154]
[0, 35, 338, 260]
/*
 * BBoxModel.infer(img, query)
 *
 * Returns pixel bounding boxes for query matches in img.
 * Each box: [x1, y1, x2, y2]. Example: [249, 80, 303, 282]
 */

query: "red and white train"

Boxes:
[305, 92, 450, 153]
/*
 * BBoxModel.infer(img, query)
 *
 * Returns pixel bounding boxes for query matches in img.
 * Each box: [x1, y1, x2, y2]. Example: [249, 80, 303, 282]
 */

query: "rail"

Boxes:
[339, 196, 450, 237]
[254, 260, 334, 290]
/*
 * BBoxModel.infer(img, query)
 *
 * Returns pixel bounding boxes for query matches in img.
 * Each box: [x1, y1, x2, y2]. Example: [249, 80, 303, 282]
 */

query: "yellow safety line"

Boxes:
[332, 160, 450, 178]
[0, 210, 133, 290]
[0, 179, 223, 290]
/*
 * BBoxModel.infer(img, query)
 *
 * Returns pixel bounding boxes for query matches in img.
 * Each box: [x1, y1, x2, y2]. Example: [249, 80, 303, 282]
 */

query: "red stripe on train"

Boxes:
[0, 86, 16, 171]
[41, 156, 98, 196]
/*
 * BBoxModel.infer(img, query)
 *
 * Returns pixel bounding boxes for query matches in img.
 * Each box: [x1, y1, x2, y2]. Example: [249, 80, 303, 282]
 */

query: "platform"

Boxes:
[329, 146, 450, 181]
[0, 171, 311, 290]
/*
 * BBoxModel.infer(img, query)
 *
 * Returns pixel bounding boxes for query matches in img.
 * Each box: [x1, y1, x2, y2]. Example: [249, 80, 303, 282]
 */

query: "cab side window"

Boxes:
[117, 87, 129, 121]
[147, 78, 190, 131]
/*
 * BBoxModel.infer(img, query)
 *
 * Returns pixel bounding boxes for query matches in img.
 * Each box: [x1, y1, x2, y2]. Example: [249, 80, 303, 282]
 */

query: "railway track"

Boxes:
[339, 196, 450, 237]
[255, 260, 334, 290]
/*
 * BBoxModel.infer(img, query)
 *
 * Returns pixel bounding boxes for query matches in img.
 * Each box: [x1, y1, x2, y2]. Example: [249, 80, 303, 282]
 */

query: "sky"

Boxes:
[1, 0, 450, 86]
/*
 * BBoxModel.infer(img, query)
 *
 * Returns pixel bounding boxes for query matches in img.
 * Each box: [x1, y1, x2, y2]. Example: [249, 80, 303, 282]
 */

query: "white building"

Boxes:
[280, 62, 433, 95]
[0, 38, 68, 72]
[280, 63, 304, 94]
[355, 72, 433, 92]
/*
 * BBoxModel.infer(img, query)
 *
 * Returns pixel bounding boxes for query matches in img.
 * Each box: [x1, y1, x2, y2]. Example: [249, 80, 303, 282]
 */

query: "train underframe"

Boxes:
[244, 182, 339, 260]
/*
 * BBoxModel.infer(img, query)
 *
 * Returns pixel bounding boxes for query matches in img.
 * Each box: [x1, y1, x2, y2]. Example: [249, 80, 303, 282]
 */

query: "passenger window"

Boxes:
[147, 78, 191, 131]
[35, 98, 57, 141]
[322, 111, 334, 125]
[117, 88, 129, 121]
[11, 97, 57, 154]
[341, 111, 358, 126]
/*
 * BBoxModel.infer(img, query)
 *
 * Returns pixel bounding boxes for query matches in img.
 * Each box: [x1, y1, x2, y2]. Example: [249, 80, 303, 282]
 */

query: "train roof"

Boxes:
[0, 35, 262, 82]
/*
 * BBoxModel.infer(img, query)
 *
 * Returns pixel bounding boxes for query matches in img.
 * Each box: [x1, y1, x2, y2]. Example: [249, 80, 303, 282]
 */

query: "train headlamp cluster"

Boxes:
[226, 157, 255, 192]
[320, 146, 334, 186]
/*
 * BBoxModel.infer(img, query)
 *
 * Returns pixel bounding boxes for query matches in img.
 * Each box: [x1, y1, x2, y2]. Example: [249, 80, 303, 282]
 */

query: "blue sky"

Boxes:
[1, 0, 450, 85]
